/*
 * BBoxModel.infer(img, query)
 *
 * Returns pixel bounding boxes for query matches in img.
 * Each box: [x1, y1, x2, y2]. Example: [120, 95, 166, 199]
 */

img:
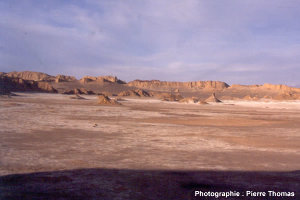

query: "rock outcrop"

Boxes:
[3, 71, 77, 84]
[152, 92, 183, 101]
[231, 83, 300, 94]
[128, 80, 229, 91]
[262, 83, 292, 91]
[206, 93, 222, 103]
[228, 83, 300, 100]
[55, 75, 77, 83]
[5, 71, 54, 81]
[0, 76, 57, 93]
[62, 88, 95, 95]
[80, 76, 126, 84]
[98, 94, 120, 105]
[118, 89, 150, 97]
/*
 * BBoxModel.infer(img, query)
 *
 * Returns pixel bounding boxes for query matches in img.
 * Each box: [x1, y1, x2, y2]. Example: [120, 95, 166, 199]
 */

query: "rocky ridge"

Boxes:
[80, 76, 126, 84]
[128, 80, 229, 91]
[1, 71, 300, 101]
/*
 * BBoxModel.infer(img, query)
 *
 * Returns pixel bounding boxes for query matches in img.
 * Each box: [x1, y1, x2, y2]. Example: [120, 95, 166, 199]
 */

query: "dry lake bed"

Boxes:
[1, 93, 300, 199]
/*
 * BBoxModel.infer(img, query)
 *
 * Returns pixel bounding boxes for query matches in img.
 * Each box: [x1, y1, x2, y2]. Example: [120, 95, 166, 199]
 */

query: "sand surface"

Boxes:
[1, 93, 300, 199]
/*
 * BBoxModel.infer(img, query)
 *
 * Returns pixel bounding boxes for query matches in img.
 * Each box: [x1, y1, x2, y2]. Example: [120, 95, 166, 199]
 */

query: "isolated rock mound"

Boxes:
[206, 93, 222, 103]
[98, 94, 120, 105]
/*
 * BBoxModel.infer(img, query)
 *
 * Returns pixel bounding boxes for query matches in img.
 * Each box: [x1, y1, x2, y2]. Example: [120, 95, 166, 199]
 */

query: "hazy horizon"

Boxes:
[1, 0, 300, 86]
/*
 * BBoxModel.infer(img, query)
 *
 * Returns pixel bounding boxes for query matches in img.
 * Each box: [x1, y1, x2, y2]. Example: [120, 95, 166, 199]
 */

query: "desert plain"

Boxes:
[1, 91, 300, 199]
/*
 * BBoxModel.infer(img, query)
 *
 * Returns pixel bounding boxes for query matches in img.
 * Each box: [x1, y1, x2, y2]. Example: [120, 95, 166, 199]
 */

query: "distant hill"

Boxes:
[1, 71, 300, 101]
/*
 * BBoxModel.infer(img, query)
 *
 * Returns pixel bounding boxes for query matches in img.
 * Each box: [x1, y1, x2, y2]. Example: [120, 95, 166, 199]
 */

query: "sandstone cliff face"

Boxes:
[127, 80, 229, 91]
[0, 76, 57, 93]
[80, 76, 126, 84]
[6, 71, 54, 81]
[4, 71, 77, 83]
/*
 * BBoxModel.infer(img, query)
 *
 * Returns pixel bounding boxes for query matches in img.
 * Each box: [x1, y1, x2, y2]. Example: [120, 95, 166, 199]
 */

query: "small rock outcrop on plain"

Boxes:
[98, 94, 120, 105]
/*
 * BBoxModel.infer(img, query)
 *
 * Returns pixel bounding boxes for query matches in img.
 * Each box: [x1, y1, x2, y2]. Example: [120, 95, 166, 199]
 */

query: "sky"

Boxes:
[0, 0, 300, 86]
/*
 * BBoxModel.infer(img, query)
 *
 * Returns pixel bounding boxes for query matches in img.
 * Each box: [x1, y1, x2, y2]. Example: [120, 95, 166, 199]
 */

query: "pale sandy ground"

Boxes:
[0, 93, 300, 199]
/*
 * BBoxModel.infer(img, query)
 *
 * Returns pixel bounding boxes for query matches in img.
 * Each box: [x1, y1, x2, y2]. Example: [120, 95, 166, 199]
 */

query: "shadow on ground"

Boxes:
[0, 168, 299, 200]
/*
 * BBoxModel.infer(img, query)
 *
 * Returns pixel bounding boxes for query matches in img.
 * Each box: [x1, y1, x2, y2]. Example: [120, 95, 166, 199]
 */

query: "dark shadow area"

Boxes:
[0, 168, 299, 200]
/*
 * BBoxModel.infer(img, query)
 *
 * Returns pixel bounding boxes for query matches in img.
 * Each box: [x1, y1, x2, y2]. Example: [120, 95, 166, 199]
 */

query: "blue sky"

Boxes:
[0, 0, 300, 85]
